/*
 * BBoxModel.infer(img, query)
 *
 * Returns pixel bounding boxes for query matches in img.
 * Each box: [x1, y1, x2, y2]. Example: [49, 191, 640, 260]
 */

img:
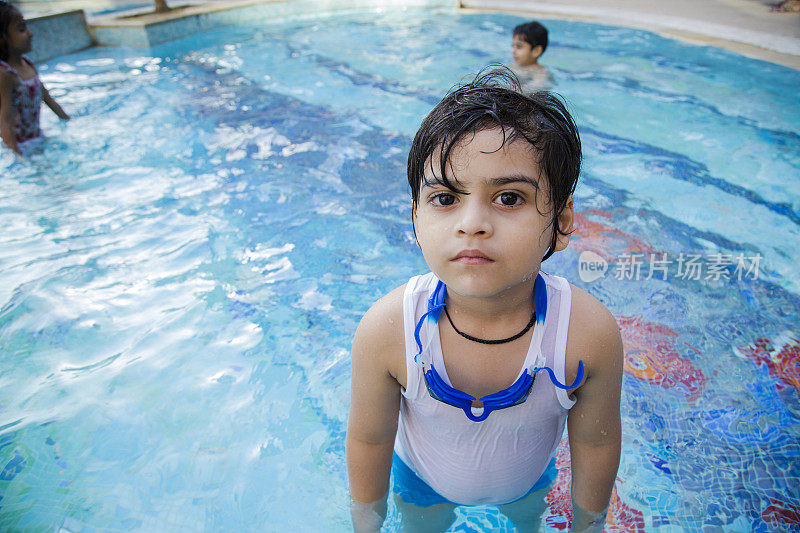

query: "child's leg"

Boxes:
[497, 458, 557, 532]
[393, 493, 457, 532]
[496, 484, 549, 533]
[391, 453, 457, 532]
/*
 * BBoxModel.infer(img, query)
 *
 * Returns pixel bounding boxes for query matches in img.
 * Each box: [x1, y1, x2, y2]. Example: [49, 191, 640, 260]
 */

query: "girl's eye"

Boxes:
[431, 193, 456, 206]
[496, 192, 522, 207]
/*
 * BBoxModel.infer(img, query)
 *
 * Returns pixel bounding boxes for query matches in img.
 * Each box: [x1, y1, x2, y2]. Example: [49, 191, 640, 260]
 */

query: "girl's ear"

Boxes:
[411, 203, 420, 247]
[554, 195, 575, 252]
[531, 45, 544, 59]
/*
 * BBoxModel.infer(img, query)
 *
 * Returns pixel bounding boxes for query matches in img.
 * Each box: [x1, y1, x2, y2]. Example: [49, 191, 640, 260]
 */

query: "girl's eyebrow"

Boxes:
[421, 177, 447, 189]
[421, 174, 539, 190]
[487, 174, 540, 188]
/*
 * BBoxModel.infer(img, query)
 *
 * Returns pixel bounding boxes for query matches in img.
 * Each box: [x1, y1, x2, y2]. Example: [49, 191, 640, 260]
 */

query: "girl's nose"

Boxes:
[455, 201, 493, 237]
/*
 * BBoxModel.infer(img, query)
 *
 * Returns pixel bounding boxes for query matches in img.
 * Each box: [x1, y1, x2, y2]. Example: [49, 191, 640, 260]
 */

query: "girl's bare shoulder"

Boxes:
[0, 68, 17, 87]
[569, 284, 618, 332]
[352, 283, 408, 386]
[565, 283, 623, 376]
[354, 283, 407, 351]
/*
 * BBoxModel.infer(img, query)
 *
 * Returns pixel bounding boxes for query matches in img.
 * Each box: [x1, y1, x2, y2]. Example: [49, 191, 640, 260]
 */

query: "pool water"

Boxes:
[1, 6, 799, 532]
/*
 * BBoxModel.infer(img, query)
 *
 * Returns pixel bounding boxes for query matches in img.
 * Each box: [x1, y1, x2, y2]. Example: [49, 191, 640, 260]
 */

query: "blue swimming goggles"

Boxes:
[413, 273, 584, 422]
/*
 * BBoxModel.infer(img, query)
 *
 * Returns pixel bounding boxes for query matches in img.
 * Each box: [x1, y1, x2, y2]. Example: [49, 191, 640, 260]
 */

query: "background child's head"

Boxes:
[407, 67, 581, 261]
[512, 21, 548, 67]
[0, 1, 25, 61]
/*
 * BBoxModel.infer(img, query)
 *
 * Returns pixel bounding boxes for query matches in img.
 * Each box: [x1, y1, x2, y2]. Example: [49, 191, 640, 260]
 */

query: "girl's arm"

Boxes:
[0, 71, 20, 153]
[346, 287, 405, 532]
[565, 287, 623, 532]
[41, 85, 70, 120]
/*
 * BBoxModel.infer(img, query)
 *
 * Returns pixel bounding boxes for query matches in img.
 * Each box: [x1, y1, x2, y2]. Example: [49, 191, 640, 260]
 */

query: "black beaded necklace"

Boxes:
[442, 306, 536, 345]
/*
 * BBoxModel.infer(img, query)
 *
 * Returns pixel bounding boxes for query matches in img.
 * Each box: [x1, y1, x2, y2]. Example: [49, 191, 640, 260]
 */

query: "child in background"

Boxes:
[511, 20, 555, 91]
[0, 1, 69, 154]
[346, 68, 621, 532]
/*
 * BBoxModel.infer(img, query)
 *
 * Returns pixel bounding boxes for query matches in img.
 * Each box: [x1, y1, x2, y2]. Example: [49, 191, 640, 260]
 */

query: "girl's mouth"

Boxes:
[452, 250, 494, 264]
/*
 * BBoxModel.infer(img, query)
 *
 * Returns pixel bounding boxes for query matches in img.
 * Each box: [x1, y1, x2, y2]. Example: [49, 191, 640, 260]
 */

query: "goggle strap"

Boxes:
[412, 308, 432, 363]
[537, 360, 584, 390]
[413, 280, 447, 364]
[534, 273, 547, 324]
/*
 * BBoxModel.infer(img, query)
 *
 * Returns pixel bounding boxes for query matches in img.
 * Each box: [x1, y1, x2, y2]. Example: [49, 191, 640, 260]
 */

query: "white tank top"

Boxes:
[394, 271, 576, 505]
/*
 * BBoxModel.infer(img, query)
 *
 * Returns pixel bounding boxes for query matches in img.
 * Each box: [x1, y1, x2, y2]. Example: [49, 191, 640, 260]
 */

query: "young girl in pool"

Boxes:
[0, 1, 69, 154]
[346, 69, 622, 532]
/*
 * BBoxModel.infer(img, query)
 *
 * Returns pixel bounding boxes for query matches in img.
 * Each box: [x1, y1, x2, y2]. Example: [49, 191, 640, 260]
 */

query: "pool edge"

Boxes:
[86, 0, 458, 48]
[459, 0, 800, 71]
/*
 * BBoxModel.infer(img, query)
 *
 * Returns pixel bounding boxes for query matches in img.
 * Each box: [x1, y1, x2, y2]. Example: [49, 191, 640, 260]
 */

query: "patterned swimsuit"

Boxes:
[0, 56, 42, 143]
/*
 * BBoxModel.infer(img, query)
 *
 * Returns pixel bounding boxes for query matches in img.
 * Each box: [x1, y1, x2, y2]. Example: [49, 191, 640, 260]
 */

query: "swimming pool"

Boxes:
[1, 5, 799, 531]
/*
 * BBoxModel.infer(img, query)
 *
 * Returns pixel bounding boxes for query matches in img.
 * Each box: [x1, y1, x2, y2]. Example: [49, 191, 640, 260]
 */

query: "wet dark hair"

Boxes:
[513, 21, 548, 53]
[0, 1, 23, 61]
[407, 67, 581, 261]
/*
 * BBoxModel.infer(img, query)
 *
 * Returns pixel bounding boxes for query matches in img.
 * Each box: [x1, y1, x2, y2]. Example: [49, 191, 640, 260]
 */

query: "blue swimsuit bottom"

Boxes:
[391, 453, 558, 507]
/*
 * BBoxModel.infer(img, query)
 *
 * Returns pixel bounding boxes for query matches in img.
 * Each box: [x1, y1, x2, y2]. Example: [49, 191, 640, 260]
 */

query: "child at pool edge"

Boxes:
[0, 1, 69, 155]
[346, 68, 622, 533]
[510, 21, 555, 92]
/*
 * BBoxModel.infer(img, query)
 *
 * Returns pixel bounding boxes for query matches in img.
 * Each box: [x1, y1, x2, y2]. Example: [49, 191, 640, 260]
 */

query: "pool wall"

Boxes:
[28, 10, 93, 62]
[89, 0, 457, 47]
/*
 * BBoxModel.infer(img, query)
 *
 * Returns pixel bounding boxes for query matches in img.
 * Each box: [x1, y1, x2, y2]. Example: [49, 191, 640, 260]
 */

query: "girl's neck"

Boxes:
[444, 275, 537, 325]
[4, 52, 24, 66]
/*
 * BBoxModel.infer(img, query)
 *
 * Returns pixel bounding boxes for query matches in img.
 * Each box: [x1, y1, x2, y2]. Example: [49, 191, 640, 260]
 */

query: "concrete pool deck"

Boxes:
[461, 0, 800, 70]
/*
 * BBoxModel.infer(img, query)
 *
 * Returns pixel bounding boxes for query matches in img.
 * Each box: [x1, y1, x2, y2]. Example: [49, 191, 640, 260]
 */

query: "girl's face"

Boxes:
[5, 14, 33, 55]
[413, 127, 573, 301]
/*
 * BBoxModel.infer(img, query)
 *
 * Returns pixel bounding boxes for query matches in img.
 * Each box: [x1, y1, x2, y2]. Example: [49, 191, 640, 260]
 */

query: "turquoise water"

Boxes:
[1, 7, 799, 531]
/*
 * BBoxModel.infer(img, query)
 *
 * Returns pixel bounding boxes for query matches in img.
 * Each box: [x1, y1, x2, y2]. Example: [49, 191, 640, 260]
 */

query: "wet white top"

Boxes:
[394, 271, 575, 505]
